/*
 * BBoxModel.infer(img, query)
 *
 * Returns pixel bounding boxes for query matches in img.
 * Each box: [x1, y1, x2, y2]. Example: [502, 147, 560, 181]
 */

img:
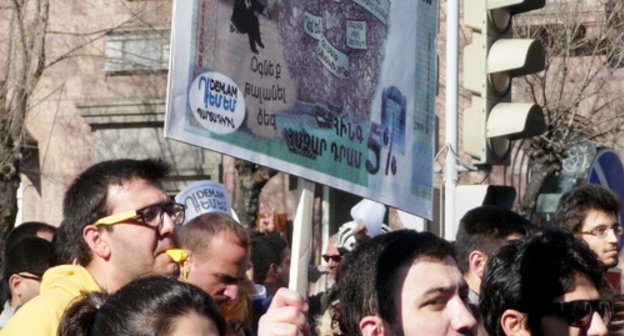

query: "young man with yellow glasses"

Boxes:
[0, 159, 183, 336]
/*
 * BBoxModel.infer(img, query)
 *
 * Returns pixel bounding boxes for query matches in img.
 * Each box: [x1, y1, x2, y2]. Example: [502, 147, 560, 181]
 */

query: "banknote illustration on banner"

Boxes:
[165, 0, 439, 219]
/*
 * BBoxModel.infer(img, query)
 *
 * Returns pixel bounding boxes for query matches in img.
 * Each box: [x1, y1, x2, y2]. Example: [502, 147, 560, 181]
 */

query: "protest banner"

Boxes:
[165, 0, 439, 220]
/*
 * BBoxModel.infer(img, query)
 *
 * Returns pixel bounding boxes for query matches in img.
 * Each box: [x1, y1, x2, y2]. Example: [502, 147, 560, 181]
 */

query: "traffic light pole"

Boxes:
[443, 0, 459, 241]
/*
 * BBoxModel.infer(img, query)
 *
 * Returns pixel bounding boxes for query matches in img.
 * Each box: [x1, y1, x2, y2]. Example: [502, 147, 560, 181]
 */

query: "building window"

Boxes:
[105, 27, 170, 74]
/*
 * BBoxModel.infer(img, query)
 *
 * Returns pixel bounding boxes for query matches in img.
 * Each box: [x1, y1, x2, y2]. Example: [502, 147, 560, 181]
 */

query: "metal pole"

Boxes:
[443, 0, 459, 240]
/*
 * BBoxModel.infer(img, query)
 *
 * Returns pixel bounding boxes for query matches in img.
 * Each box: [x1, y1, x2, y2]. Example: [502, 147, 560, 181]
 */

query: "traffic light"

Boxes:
[463, 0, 547, 165]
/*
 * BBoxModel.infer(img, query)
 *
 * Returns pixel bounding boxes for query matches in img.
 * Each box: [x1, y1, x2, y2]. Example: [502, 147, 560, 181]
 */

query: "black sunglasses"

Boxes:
[322, 254, 343, 263]
[17, 272, 42, 281]
[543, 299, 611, 328]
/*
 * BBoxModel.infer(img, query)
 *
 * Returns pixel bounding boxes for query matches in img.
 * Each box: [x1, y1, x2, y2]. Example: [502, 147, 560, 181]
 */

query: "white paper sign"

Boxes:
[175, 180, 232, 224]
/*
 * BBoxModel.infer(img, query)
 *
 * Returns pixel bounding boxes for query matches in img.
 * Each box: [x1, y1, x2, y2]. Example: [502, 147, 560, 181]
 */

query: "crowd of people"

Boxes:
[0, 158, 622, 336]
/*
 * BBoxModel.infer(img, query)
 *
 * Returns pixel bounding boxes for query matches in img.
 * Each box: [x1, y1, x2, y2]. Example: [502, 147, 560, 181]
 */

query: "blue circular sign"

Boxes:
[588, 149, 624, 228]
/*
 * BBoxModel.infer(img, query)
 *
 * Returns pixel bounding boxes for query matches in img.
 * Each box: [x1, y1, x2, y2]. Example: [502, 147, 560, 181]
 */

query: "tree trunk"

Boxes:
[0, 0, 50, 266]
[517, 158, 560, 221]
[235, 160, 277, 228]
[0, 153, 20, 267]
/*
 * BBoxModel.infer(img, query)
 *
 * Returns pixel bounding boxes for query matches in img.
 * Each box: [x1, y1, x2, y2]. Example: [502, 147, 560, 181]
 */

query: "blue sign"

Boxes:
[588, 148, 624, 217]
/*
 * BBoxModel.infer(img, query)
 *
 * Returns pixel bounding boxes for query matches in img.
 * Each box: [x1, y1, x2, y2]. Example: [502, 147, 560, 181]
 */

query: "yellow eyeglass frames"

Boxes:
[90, 201, 186, 229]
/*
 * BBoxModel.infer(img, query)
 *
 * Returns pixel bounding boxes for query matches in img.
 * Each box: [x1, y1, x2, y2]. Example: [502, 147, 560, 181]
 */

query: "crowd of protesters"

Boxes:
[0, 158, 622, 336]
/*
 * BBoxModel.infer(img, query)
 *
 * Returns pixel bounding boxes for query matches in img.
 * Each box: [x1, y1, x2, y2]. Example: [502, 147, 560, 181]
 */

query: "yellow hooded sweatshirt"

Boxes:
[0, 265, 100, 336]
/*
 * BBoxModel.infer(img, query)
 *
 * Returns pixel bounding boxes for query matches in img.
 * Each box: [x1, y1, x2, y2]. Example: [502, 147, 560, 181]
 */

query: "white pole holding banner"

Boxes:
[321, 186, 330, 255]
[288, 177, 315, 296]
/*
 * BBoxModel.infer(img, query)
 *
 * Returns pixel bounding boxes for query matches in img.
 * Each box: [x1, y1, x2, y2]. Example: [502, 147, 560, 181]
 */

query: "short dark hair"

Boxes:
[0, 237, 54, 309]
[338, 230, 455, 336]
[5, 221, 56, 253]
[555, 184, 620, 233]
[4, 237, 53, 277]
[178, 212, 249, 259]
[250, 234, 288, 283]
[480, 230, 605, 336]
[59, 159, 170, 266]
[59, 276, 225, 336]
[455, 206, 532, 273]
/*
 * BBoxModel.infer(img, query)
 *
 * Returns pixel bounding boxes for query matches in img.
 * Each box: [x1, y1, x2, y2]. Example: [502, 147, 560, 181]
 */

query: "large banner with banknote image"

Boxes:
[166, 0, 438, 219]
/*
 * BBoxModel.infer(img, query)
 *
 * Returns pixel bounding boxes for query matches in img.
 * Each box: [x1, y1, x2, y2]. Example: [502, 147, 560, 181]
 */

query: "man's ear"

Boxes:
[8, 274, 22, 296]
[359, 315, 387, 336]
[501, 309, 531, 336]
[468, 250, 488, 279]
[83, 225, 111, 260]
[268, 263, 280, 278]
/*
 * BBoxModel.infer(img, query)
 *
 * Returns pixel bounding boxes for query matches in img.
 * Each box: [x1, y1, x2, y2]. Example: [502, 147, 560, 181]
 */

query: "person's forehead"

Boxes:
[326, 242, 340, 255]
[504, 232, 525, 242]
[559, 272, 600, 302]
[106, 177, 168, 212]
[170, 311, 217, 336]
[402, 256, 463, 294]
[582, 208, 618, 228]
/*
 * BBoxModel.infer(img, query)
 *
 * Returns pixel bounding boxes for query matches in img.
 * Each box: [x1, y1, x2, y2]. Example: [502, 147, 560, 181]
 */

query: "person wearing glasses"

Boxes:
[555, 184, 621, 270]
[0, 159, 185, 336]
[0, 237, 53, 329]
[308, 234, 342, 335]
[480, 230, 610, 336]
[323, 234, 343, 281]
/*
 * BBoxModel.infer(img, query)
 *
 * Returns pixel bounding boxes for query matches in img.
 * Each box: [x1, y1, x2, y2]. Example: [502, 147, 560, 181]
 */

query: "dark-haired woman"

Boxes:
[58, 276, 225, 336]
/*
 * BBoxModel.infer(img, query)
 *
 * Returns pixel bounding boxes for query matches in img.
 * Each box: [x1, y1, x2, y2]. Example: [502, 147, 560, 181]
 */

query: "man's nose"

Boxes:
[451, 298, 477, 333]
[224, 284, 240, 301]
[160, 212, 176, 236]
[607, 227, 619, 244]
[587, 311, 608, 336]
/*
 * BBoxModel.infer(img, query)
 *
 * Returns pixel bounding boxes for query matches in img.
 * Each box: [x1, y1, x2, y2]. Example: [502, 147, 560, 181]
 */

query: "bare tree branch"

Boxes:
[513, 0, 624, 215]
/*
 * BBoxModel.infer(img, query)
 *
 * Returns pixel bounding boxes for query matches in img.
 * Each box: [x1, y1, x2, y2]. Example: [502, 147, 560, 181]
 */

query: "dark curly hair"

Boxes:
[555, 184, 620, 234]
